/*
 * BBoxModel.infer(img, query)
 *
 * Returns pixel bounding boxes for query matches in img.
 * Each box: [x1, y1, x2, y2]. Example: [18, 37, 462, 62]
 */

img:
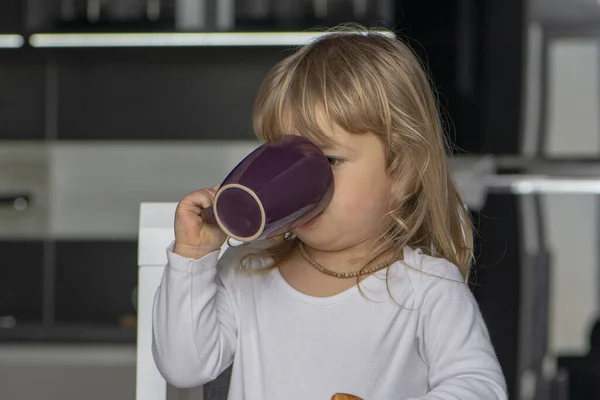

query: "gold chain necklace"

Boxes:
[298, 242, 390, 279]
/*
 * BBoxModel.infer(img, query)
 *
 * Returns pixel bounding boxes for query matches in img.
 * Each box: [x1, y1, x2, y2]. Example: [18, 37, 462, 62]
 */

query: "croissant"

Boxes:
[331, 394, 363, 400]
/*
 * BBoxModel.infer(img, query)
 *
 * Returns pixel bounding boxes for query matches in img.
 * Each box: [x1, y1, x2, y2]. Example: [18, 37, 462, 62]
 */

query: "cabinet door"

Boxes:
[0, 240, 45, 324]
[54, 240, 137, 329]
[0, 1, 23, 33]
[0, 56, 45, 140]
[57, 47, 285, 140]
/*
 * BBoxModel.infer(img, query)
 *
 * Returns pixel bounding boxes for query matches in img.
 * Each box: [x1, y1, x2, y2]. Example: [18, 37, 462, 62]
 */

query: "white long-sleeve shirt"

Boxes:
[152, 240, 507, 399]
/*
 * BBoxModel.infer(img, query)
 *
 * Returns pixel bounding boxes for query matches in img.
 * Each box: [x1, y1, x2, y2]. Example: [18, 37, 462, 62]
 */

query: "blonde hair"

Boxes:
[246, 25, 473, 280]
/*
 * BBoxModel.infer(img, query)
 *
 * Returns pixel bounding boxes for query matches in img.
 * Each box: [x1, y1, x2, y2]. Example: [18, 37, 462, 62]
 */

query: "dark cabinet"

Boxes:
[54, 240, 138, 327]
[0, 1, 24, 33]
[0, 240, 139, 342]
[0, 240, 45, 324]
[0, 56, 46, 140]
[56, 47, 285, 140]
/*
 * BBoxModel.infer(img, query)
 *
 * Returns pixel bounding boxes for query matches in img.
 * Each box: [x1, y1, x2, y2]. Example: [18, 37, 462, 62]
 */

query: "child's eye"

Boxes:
[326, 157, 344, 167]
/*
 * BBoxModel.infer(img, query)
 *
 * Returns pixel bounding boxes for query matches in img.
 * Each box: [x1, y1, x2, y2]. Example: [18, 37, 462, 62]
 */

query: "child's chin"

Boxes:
[295, 231, 336, 250]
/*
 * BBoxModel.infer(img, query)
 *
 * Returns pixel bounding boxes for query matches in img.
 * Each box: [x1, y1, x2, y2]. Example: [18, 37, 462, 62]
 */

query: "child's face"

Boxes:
[293, 120, 394, 252]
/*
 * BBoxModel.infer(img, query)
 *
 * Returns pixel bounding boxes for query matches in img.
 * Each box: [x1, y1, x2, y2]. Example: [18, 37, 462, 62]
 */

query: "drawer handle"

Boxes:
[0, 193, 31, 211]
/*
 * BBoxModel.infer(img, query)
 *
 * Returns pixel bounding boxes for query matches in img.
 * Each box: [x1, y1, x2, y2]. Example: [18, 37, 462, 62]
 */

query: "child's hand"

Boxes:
[331, 394, 363, 400]
[173, 186, 227, 259]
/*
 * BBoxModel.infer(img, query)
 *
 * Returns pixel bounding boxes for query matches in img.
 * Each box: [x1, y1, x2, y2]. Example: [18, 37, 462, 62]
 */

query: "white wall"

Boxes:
[47, 140, 259, 239]
[544, 38, 600, 354]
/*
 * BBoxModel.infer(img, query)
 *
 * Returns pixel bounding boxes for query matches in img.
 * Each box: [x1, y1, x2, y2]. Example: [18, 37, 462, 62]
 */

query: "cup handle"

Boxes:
[201, 205, 218, 226]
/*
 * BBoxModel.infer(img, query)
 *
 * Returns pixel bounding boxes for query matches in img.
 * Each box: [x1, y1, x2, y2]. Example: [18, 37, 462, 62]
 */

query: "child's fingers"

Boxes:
[181, 188, 217, 210]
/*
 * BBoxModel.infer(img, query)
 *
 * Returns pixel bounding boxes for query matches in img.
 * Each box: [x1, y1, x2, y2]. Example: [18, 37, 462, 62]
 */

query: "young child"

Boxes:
[152, 26, 507, 399]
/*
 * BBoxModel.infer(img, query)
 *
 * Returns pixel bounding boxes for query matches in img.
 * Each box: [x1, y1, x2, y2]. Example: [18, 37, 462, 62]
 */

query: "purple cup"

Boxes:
[202, 135, 334, 242]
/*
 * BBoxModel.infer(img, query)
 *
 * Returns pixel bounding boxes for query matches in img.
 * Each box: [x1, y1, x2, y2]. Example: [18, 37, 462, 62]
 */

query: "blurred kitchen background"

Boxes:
[0, 0, 599, 399]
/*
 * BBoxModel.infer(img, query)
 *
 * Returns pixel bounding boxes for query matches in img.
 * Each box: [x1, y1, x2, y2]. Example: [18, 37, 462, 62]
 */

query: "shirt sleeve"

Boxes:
[152, 241, 239, 388]
[407, 262, 508, 400]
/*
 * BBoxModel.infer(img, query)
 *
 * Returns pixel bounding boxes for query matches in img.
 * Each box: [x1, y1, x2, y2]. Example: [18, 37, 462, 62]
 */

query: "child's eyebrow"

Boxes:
[311, 136, 340, 149]
[320, 143, 343, 151]
[320, 142, 355, 154]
